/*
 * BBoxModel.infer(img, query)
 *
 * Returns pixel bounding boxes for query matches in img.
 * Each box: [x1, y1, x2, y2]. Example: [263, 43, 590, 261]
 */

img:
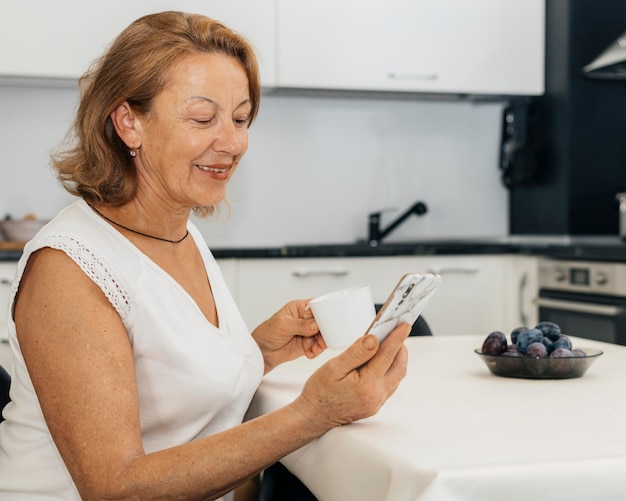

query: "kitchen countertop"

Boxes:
[210, 235, 626, 262]
[2, 235, 626, 262]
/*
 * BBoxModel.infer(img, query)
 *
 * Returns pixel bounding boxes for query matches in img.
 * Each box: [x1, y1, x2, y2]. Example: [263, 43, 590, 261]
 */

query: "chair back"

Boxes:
[0, 364, 10, 422]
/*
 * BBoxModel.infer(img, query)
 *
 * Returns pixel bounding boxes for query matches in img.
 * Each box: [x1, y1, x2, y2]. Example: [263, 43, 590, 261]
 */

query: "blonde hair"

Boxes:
[52, 11, 260, 217]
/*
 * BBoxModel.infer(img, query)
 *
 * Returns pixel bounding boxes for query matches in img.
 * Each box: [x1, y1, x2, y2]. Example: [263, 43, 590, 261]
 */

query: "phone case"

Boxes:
[366, 273, 442, 342]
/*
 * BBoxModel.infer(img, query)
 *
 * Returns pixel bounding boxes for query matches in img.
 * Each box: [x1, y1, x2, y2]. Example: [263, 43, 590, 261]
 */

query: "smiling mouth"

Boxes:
[196, 165, 229, 173]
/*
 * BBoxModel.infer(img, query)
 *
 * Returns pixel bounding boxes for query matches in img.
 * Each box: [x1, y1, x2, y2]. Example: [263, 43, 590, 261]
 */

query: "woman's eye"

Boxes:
[194, 117, 214, 124]
[234, 117, 250, 126]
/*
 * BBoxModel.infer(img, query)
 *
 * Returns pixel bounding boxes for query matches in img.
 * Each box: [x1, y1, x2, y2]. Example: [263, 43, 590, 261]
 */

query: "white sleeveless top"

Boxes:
[0, 199, 264, 499]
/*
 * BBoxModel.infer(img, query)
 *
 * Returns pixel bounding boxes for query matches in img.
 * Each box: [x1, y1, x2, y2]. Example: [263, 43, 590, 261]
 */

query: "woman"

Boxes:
[0, 11, 410, 500]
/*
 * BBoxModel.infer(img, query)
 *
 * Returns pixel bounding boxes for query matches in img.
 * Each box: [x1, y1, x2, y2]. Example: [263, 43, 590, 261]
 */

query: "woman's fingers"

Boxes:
[358, 323, 411, 378]
[296, 323, 411, 429]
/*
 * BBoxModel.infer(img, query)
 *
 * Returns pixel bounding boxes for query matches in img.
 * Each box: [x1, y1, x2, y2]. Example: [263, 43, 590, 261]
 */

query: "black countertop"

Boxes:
[3, 236, 626, 262]
[208, 236, 626, 262]
[0, 250, 21, 262]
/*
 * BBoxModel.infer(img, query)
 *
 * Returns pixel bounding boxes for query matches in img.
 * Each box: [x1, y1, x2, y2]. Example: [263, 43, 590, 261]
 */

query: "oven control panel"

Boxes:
[538, 258, 626, 296]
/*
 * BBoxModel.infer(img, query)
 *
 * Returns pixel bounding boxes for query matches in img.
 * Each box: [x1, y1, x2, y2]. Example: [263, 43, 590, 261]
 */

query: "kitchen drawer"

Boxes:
[236, 256, 414, 330]
[235, 255, 510, 336]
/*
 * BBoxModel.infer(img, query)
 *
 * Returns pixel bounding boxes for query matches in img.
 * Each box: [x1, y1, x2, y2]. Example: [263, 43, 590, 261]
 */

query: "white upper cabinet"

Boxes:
[276, 0, 545, 95]
[0, 0, 276, 87]
[0, 0, 544, 96]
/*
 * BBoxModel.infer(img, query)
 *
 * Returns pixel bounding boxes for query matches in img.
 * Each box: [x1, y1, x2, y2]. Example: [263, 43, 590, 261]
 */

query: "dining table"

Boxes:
[246, 334, 626, 501]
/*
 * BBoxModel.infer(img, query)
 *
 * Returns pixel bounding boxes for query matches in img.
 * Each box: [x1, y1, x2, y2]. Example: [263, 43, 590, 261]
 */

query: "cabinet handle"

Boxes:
[427, 267, 479, 275]
[0, 278, 12, 285]
[518, 272, 529, 327]
[387, 72, 438, 81]
[291, 269, 350, 278]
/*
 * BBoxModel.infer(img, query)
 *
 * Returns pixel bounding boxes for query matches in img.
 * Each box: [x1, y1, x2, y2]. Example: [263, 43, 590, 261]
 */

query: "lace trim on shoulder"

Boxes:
[35, 234, 132, 320]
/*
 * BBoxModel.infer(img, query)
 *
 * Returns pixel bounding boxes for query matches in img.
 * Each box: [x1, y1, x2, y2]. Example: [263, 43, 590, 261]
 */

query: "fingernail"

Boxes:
[309, 320, 317, 330]
[363, 335, 377, 350]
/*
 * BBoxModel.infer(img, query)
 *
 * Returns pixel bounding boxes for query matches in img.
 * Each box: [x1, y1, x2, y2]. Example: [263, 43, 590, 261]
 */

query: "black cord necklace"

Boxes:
[90, 205, 189, 244]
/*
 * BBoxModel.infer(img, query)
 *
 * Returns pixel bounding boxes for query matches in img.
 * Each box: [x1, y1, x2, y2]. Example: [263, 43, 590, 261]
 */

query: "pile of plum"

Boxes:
[481, 322, 587, 359]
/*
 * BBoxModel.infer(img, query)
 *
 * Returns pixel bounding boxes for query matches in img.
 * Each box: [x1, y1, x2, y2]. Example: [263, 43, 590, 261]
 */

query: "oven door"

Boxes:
[537, 290, 626, 345]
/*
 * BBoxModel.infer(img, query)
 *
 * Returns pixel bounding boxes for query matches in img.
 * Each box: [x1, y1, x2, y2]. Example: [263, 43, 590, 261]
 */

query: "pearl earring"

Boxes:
[129, 150, 137, 157]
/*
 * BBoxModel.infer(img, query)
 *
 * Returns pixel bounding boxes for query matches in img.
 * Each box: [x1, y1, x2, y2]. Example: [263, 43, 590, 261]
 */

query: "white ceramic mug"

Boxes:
[308, 284, 376, 349]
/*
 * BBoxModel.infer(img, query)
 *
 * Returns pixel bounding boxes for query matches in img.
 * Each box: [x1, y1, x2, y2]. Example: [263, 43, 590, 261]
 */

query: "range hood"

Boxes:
[583, 31, 626, 79]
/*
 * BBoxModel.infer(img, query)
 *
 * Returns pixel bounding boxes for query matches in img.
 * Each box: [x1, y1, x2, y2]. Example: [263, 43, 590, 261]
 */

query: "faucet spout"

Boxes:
[368, 201, 428, 246]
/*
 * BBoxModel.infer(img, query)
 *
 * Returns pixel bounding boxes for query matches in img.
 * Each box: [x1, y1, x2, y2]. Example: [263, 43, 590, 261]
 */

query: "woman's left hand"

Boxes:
[252, 299, 326, 373]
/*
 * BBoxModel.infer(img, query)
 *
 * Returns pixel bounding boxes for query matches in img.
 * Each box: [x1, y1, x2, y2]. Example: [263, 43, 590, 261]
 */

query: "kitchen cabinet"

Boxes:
[0, 0, 276, 87]
[506, 255, 539, 330]
[415, 255, 511, 335]
[276, 0, 545, 96]
[0, 262, 17, 345]
[495, 255, 540, 335]
[236, 257, 404, 330]
[0, 253, 539, 344]
[216, 258, 238, 298]
[235, 255, 512, 336]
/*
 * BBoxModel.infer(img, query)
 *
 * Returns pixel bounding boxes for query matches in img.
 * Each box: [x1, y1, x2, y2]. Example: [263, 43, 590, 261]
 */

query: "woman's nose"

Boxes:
[212, 121, 247, 155]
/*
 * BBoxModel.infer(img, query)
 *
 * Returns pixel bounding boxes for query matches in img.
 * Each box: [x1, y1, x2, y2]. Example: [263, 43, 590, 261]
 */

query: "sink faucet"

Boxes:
[368, 201, 428, 247]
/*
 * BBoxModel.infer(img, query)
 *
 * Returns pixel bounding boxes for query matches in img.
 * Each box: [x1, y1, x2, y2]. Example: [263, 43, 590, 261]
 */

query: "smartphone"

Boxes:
[366, 272, 442, 343]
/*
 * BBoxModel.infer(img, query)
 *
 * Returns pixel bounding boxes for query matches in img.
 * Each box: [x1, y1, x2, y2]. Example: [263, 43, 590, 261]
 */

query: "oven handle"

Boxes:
[536, 298, 623, 317]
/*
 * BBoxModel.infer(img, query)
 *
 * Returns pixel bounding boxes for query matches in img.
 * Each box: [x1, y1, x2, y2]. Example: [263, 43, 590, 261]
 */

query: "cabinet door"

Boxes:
[0, 0, 276, 86]
[236, 255, 509, 336]
[216, 258, 238, 301]
[236, 257, 414, 330]
[277, 0, 544, 95]
[506, 255, 539, 330]
[407, 255, 510, 336]
[0, 262, 17, 344]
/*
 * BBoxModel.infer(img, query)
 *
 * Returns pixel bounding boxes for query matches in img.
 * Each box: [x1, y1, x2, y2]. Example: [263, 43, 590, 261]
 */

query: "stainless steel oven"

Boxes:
[537, 258, 626, 345]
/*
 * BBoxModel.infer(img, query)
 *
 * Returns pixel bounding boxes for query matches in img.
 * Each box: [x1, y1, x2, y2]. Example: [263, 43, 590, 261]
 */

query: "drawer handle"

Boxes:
[427, 267, 479, 275]
[388, 72, 438, 81]
[0, 278, 12, 285]
[292, 269, 349, 278]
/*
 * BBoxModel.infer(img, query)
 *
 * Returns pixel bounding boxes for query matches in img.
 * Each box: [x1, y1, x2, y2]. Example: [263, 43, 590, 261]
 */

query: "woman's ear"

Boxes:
[110, 102, 141, 149]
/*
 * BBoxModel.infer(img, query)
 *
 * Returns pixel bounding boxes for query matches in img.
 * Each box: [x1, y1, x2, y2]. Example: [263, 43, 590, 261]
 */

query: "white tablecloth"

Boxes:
[247, 335, 626, 501]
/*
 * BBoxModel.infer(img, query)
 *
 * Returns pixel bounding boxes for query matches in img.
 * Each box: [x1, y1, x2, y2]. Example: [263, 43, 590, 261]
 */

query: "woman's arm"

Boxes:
[16, 248, 409, 501]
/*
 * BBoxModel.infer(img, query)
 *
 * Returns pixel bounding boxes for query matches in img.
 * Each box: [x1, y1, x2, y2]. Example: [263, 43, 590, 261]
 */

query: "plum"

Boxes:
[510, 326, 528, 344]
[541, 337, 554, 353]
[525, 342, 548, 358]
[549, 347, 576, 375]
[550, 347, 573, 358]
[535, 321, 561, 341]
[552, 335, 572, 351]
[481, 331, 507, 355]
[501, 344, 522, 357]
[516, 328, 543, 354]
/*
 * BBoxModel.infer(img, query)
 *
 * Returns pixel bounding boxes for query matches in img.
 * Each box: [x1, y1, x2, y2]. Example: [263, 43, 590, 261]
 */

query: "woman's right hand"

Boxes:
[291, 323, 411, 432]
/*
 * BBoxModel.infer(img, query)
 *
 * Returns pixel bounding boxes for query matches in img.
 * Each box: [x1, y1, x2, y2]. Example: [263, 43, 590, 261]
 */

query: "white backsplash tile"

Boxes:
[0, 85, 508, 247]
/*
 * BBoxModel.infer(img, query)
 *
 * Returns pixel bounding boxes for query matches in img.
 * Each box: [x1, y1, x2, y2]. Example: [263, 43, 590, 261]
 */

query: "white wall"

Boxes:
[0, 83, 508, 247]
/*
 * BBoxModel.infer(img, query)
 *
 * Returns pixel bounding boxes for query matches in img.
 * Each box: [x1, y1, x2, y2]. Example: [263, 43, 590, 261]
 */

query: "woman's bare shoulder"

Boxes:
[16, 246, 120, 334]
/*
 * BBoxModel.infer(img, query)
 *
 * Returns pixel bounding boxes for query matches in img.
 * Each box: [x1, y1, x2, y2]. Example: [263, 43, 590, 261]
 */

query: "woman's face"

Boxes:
[132, 52, 251, 210]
